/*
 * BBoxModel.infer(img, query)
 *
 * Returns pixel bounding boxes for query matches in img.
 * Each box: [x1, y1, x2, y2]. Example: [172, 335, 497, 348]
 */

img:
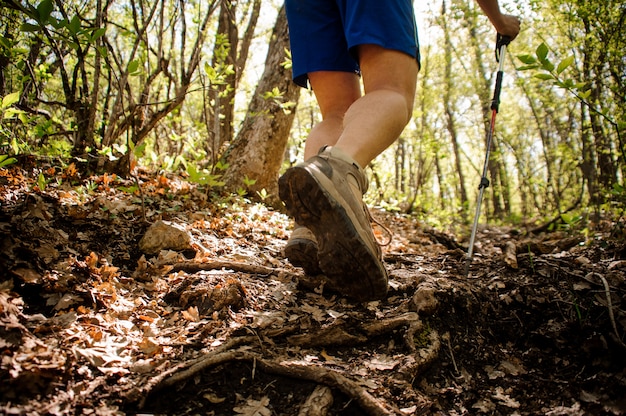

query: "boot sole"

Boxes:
[284, 237, 321, 275]
[279, 166, 387, 301]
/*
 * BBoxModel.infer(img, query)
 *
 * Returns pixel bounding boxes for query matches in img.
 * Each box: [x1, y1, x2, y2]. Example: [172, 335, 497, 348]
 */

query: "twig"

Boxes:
[594, 273, 626, 349]
[528, 196, 582, 234]
[503, 241, 518, 269]
[443, 332, 459, 375]
[169, 260, 292, 277]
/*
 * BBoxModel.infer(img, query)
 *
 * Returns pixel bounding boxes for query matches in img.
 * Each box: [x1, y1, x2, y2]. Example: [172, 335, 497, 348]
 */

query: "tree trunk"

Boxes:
[207, 0, 261, 160]
[441, 0, 468, 217]
[395, 138, 406, 194]
[223, 5, 300, 207]
[208, 0, 239, 155]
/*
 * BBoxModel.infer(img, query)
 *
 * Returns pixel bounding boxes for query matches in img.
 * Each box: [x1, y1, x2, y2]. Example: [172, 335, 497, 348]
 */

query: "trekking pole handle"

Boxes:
[496, 34, 511, 61]
[491, 34, 510, 112]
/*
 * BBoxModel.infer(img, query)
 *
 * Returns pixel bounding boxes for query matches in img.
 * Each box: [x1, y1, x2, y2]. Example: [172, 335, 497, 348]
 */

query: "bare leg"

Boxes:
[304, 71, 361, 160]
[321, 45, 418, 168]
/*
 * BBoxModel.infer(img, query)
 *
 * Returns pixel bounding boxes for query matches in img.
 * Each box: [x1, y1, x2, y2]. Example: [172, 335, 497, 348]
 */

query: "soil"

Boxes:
[1, 162, 625, 415]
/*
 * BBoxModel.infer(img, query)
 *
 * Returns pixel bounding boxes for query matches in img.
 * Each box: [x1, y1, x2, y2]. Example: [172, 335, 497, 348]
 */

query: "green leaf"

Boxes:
[0, 155, 17, 168]
[517, 54, 537, 65]
[50, 17, 65, 30]
[91, 27, 106, 41]
[533, 73, 555, 81]
[20, 23, 42, 32]
[573, 82, 588, 90]
[69, 15, 81, 35]
[127, 59, 140, 74]
[516, 64, 539, 71]
[540, 60, 554, 72]
[536, 43, 549, 62]
[37, 172, 47, 191]
[118, 185, 139, 194]
[0, 35, 12, 49]
[134, 141, 147, 158]
[1, 91, 20, 109]
[556, 55, 575, 74]
[36, 0, 54, 23]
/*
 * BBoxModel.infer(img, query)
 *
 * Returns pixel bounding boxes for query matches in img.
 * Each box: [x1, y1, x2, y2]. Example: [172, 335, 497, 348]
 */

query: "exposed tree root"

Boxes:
[140, 348, 396, 416]
[168, 260, 291, 277]
[131, 310, 441, 416]
[287, 312, 422, 349]
[127, 335, 257, 406]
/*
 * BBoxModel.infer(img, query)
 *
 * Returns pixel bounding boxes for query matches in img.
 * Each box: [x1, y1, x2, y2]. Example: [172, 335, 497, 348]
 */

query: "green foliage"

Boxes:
[413, 323, 432, 349]
[611, 182, 626, 203]
[41, 139, 73, 158]
[516, 43, 590, 99]
[262, 87, 297, 114]
[0, 154, 17, 168]
[185, 162, 226, 189]
[78, 180, 98, 196]
[1, 92, 20, 110]
[255, 188, 269, 201]
[127, 60, 142, 76]
[558, 213, 583, 230]
[516, 33, 624, 216]
[280, 48, 292, 70]
[1, 92, 23, 149]
[242, 176, 257, 188]
[36, 171, 49, 191]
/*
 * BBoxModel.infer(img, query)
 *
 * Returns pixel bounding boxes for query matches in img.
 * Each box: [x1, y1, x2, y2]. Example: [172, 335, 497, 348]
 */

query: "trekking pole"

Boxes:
[465, 34, 511, 276]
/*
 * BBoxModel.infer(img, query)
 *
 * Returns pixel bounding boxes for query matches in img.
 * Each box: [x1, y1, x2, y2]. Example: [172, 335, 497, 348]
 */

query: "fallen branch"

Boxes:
[169, 260, 291, 276]
[252, 356, 397, 415]
[528, 196, 582, 235]
[503, 241, 518, 269]
[287, 312, 421, 350]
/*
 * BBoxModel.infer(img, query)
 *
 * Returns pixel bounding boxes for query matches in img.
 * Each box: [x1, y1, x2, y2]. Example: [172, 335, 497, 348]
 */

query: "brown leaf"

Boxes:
[12, 267, 43, 284]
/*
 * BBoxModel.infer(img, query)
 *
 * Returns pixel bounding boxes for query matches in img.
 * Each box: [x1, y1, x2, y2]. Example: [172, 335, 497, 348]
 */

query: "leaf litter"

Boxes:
[1, 163, 625, 415]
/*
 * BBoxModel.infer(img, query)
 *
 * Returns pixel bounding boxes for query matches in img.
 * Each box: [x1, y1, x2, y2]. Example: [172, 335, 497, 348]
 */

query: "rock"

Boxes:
[411, 282, 439, 315]
[139, 220, 193, 255]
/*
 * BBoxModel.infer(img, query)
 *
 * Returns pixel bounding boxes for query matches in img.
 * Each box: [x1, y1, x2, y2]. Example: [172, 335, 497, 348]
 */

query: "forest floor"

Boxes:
[1, 160, 626, 416]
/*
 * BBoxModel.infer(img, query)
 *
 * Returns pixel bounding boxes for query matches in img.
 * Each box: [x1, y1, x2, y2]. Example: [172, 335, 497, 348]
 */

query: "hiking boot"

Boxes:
[278, 146, 388, 301]
[284, 225, 321, 275]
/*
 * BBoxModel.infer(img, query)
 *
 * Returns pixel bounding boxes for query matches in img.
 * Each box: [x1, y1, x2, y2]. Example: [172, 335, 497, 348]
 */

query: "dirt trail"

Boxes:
[1, 166, 625, 415]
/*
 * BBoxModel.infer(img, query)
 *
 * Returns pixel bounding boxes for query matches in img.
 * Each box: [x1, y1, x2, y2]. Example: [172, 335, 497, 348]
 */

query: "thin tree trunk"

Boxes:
[103, 0, 219, 174]
[395, 139, 406, 193]
[441, 0, 468, 216]
[212, 0, 238, 151]
[208, 0, 261, 156]
[223, 5, 300, 207]
[580, 40, 600, 211]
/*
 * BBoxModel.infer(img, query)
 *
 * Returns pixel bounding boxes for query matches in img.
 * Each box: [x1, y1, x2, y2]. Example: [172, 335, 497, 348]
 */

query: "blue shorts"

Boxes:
[285, 0, 420, 88]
